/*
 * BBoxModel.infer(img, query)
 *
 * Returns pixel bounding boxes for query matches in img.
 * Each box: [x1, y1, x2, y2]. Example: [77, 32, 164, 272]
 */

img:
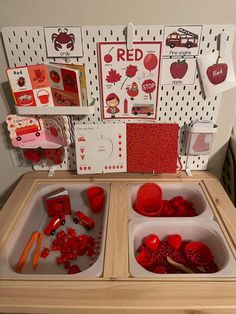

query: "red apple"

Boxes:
[170, 60, 188, 79]
[50, 70, 60, 83]
[206, 63, 228, 85]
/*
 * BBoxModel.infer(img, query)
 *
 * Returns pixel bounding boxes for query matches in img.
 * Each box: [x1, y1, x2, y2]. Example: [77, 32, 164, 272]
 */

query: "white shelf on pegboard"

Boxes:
[14, 97, 96, 116]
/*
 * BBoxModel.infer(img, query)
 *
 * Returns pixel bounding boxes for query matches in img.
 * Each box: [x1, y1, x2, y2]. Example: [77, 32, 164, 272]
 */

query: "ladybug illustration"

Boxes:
[17, 76, 25, 87]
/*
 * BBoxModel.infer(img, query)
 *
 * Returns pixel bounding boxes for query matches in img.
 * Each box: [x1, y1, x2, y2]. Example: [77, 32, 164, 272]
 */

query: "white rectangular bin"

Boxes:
[129, 219, 236, 278]
[128, 182, 214, 219]
[0, 182, 110, 279]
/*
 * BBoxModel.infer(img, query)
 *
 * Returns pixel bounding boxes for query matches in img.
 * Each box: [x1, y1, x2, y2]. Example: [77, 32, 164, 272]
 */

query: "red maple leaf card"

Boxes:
[127, 123, 179, 173]
[106, 69, 122, 84]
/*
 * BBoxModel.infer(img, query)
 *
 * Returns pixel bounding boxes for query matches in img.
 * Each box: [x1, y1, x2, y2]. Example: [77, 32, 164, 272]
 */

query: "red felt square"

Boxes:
[127, 123, 179, 173]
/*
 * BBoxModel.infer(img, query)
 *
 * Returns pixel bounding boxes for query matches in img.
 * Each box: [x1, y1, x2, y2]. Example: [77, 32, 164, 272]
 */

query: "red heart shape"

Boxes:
[144, 234, 160, 250]
[135, 250, 152, 267]
[167, 234, 182, 250]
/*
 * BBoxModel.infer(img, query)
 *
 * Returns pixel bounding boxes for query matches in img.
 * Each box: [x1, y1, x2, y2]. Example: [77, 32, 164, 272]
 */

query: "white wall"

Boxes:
[1, 0, 236, 205]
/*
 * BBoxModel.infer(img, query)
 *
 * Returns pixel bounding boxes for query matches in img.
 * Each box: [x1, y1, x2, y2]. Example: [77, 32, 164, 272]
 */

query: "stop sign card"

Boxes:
[98, 42, 162, 120]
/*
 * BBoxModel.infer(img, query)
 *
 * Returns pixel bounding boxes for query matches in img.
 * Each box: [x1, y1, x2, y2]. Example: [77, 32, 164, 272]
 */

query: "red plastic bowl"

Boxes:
[184, 241, 213, 266]
[133, 196, 163, 217]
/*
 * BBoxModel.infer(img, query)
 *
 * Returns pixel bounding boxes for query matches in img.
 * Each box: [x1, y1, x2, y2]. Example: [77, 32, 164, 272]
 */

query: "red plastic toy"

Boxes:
[72, 210, 95, 230]
[44, 215, 65, 236]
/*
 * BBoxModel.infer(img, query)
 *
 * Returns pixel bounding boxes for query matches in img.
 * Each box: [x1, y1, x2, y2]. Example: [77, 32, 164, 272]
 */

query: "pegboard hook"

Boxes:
[126, 23, 134, 50]
[219, 31, 227, 58]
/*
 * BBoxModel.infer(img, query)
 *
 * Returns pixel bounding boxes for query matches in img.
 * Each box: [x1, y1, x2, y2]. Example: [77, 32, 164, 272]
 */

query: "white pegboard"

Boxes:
[2, 24, 236, 172]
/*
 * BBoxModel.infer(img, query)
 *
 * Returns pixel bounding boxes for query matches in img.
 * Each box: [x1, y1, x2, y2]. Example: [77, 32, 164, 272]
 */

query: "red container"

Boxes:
[86, 186, 105, 213]
[134, 196, 163, 217]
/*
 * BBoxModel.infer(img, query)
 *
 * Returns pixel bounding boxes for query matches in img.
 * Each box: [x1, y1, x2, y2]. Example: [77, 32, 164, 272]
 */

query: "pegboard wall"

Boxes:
[2, 24, 235, 172]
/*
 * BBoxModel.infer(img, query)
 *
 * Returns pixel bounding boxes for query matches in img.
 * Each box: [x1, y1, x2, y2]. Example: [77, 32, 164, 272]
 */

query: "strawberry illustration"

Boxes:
[206, 56, 228, 85]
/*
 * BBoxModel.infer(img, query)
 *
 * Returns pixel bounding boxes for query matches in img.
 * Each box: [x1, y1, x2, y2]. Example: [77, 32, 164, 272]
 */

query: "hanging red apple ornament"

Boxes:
[143, 53, 158, 72]
[207, 55, 228, 85]
[170, 60, 188, 79]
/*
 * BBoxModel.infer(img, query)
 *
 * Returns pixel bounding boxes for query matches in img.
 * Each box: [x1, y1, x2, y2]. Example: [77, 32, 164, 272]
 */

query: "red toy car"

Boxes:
[72, 211, 94, 230]
[44, 215, 65, 236]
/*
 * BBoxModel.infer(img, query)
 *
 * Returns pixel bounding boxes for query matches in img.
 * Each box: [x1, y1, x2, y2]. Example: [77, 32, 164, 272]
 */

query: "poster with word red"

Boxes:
[98, 42, 162, 120]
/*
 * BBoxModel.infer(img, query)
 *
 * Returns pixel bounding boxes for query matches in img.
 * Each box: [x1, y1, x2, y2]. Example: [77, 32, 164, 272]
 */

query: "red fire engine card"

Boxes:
[161, 58, 197, 85]
[197, 51, 236, 97]
[126, 123, 179, 173]
[98, 42, 162, 120]
[75, 124, 127, 174]
[163, 25, 202, 57]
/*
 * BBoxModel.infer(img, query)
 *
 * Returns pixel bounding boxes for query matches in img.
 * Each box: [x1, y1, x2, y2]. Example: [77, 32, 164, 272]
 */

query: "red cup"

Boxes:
[134, 196, 163, 217]
[137, 183, 162, 200]
[86, 186, 105, 213]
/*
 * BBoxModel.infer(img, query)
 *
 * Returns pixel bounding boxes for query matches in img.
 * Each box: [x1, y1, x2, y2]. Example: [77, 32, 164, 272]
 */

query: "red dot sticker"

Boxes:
[84, 166, 87, 170]
[119, 142, 122, 145]
[116, 165, 119, 169]
[113, 165, 115, 169]
[105, 166, 107, 169]
[119, 148, 122, 151]
[118, 135, 122, 138]
[120, 165, 123, 168]
[79, 167, 82, 170]
[109, 166, 111, 169]
[119, 154, 122, 157]
[88, 166, 91, 170]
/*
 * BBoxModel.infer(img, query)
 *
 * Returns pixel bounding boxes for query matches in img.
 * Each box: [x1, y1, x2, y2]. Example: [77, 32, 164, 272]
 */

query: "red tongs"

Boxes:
[16, 231, 43, 273]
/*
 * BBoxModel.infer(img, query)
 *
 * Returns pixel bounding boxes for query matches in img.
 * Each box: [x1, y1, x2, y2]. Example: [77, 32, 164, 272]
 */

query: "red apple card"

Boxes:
[161, 58, 197, 85]
[75, 124, 127, 174]
[98, 42, 162, 120]
[197, 34, 236, 97]
[126, 123, 179, 173]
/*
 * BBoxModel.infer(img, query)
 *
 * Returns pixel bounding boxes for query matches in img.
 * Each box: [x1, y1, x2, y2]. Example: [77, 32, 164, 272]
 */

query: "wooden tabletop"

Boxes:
[0, 171, 236, 314]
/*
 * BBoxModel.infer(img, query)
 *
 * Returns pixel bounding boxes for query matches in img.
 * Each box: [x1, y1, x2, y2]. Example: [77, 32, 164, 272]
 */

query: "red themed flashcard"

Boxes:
[44, 26, 84, 58]
[7, 63, 86, 108]
[75, 124, 127, 174]
[163, 26, 202, 57]
[98, 42, 162, 120]
[161, 58, 196, 85]
[197, 51, 236, 97]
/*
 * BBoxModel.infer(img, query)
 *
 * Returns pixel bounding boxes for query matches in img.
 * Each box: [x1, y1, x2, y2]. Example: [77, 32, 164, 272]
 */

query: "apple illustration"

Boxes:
[170, 60, 188, 79]
[91, 135, 113, 159]
[104, 47, 114, 63]
[50, 70, 60, 83]
[207, 62, 228, 85]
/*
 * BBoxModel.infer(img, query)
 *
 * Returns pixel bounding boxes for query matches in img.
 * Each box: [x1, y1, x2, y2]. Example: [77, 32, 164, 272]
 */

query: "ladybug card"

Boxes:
[98, 42, 162, 120]
[197, 51, 236, 97]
